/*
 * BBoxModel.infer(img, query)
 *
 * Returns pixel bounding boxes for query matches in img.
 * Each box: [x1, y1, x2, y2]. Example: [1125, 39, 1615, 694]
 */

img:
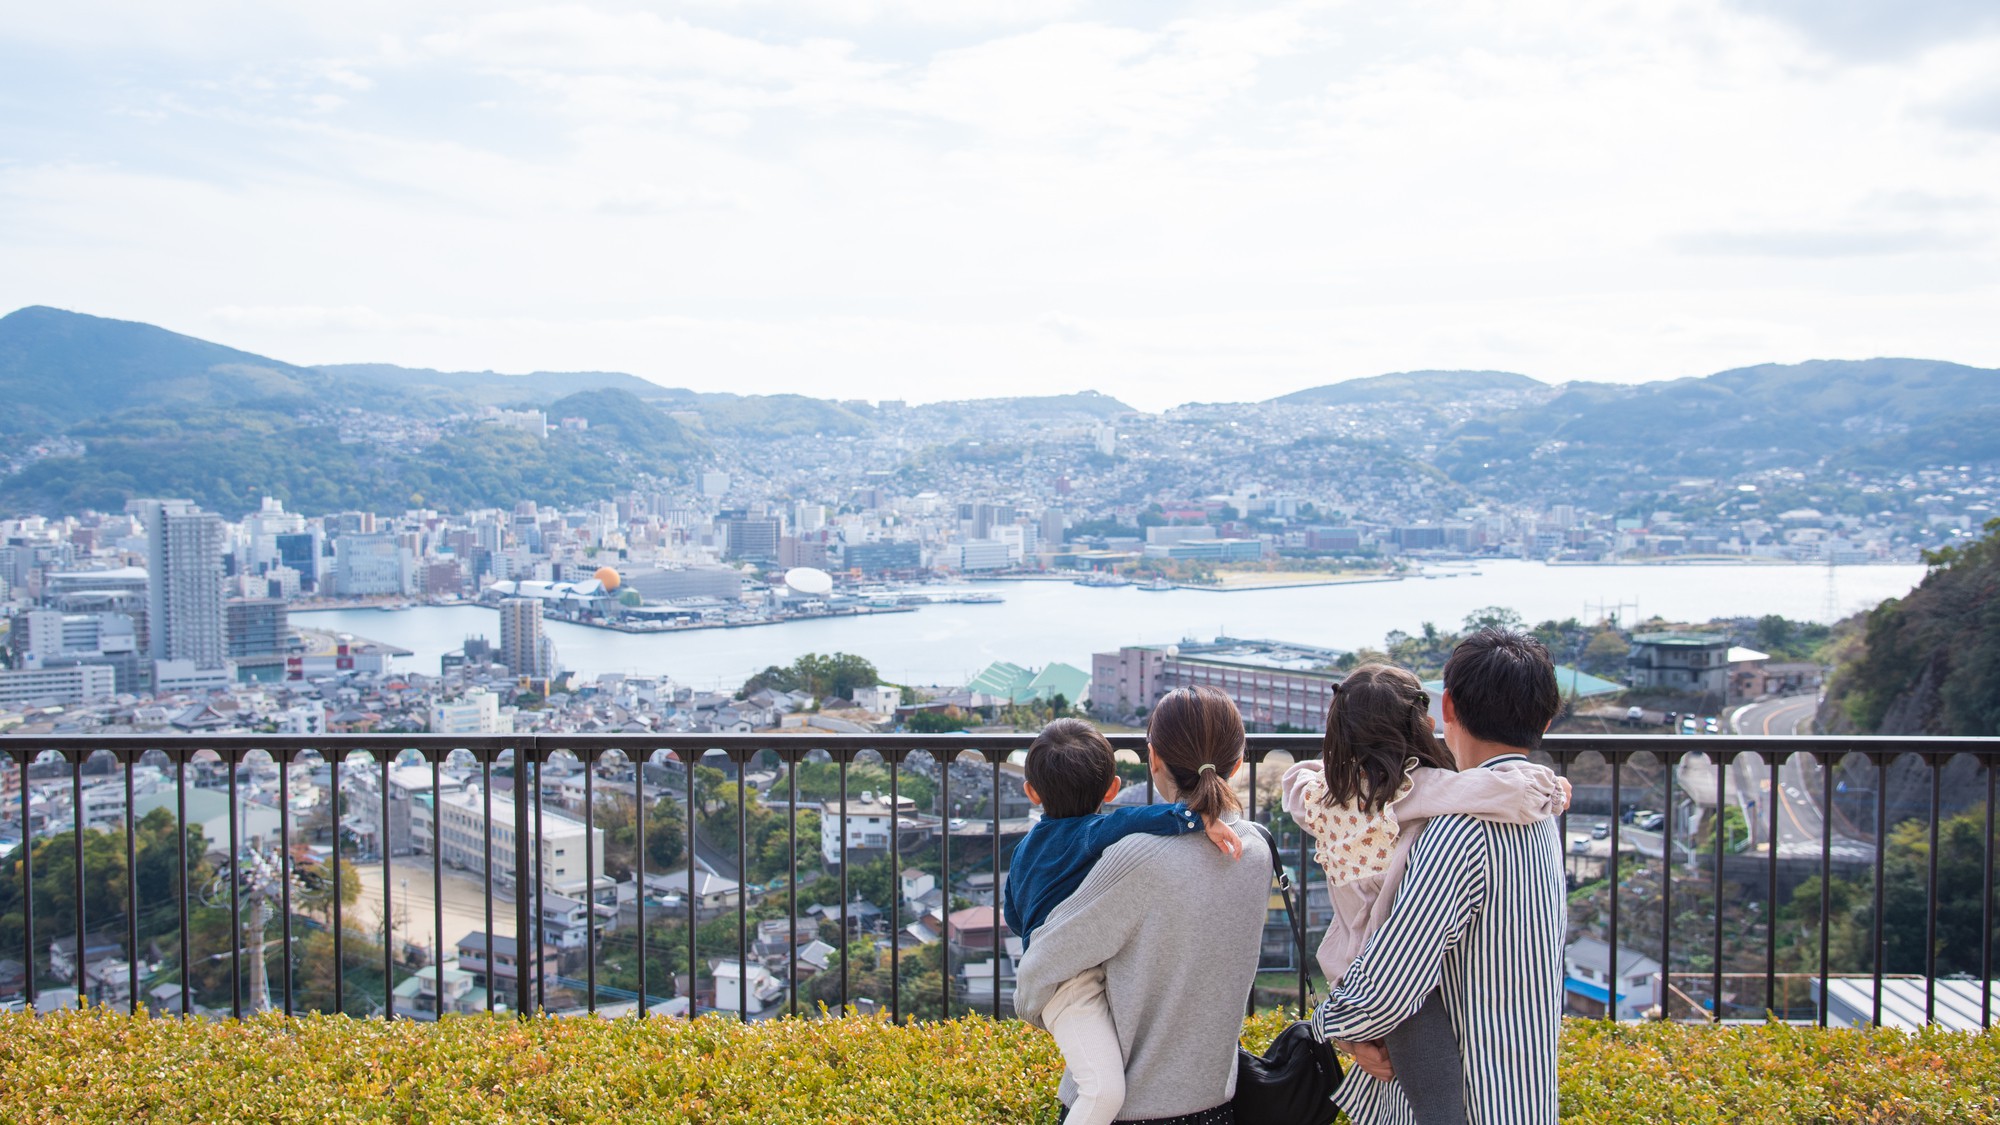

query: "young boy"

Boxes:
[1003, 718, 1241, 1125]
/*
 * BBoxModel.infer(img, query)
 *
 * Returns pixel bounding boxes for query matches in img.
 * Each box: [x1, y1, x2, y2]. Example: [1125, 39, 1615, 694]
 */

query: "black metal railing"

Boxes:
[2, 732, 1994, 1028]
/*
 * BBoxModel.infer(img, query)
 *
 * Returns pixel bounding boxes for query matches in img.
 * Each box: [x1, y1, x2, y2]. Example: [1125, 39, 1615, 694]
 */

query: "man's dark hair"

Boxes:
[1441, 628, 1562, 750]
[1025, 717, 1117, 819]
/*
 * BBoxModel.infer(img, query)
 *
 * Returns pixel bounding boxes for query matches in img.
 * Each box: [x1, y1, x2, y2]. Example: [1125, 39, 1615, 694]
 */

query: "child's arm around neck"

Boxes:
[1396, 758, 1568, 824]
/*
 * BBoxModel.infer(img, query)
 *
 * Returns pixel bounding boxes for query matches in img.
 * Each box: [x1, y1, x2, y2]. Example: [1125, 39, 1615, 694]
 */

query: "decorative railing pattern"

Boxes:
[3, 733, 1994, 1028]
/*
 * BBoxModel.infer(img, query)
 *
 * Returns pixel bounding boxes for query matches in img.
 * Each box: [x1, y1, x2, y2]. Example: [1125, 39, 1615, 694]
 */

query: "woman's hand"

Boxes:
[1556, 776, 1573, 812]
[1336, 1039, 1395, 1081]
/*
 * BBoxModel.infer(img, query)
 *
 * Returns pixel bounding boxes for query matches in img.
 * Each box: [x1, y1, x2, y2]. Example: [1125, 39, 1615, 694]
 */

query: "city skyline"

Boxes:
[5, 2, 2000, 410]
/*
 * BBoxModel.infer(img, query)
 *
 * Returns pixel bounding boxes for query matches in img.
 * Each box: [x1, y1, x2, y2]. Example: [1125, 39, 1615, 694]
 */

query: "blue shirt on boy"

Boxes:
[1003, 802, 1205, 948]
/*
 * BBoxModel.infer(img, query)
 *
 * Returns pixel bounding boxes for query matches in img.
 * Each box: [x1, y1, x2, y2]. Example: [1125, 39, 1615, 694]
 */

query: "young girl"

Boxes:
[1283, 662, 1569, 1125]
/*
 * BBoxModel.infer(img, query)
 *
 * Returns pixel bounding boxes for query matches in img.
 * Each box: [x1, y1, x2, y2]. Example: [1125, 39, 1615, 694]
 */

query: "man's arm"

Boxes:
[1313, 814, 1489, 1043]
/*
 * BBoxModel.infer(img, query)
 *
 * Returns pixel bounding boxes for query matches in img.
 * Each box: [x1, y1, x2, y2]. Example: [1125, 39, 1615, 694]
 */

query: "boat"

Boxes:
[1075, 573, 1131, 588]
[1137, 578, 1176, 592]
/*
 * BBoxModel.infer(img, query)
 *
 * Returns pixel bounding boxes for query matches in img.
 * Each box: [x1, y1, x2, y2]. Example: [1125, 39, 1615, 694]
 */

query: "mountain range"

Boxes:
[0, 304, 1994, 517]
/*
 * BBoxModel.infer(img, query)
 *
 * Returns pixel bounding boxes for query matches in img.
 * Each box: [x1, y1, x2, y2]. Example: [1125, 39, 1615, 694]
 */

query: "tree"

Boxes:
[1793, 806, 1997, 976]
[1462, 606, 1524, 633]
[906, 710, 965, 734]
[644, 797, 688, 872]
[739, 652, 881, 702]
[294, 852, 360, 926]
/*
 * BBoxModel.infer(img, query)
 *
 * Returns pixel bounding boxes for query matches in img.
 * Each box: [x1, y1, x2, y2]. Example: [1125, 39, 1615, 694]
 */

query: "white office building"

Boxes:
[436, 788, 605, 899]
[429, 689, 504, 735]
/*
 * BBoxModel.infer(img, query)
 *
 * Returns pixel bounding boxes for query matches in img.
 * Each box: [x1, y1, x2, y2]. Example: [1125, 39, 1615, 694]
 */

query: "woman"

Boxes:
[1013, 686, 1272, 1124]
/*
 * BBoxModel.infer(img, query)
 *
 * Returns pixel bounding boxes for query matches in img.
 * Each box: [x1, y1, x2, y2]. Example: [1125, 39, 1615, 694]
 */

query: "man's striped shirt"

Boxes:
[1312, 757, 1567, 1125]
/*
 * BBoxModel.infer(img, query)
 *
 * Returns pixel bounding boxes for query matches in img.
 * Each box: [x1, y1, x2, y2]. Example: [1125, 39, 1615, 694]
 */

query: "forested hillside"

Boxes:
[1823, 518, 2000, 736]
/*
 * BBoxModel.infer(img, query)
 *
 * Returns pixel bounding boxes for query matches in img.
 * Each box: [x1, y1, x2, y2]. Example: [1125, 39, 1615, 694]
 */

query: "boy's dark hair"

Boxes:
[1025, 717, 1117, 819]
[1321, 663, 1455, 814]
[1441, 628, 1563, 750]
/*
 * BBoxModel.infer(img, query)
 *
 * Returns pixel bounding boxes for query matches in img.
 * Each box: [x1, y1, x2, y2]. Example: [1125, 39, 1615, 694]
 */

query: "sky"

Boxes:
[3, 0, 1998, 411]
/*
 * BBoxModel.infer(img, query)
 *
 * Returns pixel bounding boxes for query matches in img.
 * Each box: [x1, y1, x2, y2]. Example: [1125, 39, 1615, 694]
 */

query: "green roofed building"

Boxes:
[965, 660, 1091, 706]
[1420, 664, 1624, 724]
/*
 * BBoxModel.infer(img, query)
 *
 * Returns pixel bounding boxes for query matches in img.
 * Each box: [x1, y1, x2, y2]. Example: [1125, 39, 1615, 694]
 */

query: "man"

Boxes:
[1313, 628, 1568, 1125]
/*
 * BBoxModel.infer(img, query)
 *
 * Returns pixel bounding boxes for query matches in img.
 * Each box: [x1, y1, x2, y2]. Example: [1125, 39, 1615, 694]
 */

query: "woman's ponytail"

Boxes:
[1147, 686, 1245, 820]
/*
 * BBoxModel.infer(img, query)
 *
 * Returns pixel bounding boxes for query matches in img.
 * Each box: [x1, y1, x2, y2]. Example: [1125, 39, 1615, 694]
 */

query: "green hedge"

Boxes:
[1, 1009, 1997, 1124]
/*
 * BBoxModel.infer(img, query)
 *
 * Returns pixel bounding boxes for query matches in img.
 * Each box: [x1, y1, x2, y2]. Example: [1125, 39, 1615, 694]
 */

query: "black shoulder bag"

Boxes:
[1232, 822, 1342, 1125]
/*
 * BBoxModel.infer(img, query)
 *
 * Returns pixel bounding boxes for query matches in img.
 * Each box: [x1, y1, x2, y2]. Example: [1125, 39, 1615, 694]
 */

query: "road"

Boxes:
[1723, 696, 1874, 865]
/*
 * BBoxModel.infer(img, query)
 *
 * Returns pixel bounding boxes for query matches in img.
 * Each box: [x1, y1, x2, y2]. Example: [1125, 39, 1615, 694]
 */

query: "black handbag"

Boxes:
[1232, 823, 1342, 1125]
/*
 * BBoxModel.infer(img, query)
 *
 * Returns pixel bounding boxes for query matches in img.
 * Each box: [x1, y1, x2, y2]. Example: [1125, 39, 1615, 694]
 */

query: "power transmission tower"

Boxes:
[1585, 598, 1639, 628]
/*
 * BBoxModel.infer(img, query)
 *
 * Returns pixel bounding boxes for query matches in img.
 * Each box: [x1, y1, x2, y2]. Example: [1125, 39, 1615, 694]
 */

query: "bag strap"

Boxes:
[1242, 821, 1311, 979]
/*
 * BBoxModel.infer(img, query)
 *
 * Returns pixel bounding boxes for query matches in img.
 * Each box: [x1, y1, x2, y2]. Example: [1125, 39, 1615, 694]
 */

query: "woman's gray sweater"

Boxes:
[1013, 818, 1272, 1120]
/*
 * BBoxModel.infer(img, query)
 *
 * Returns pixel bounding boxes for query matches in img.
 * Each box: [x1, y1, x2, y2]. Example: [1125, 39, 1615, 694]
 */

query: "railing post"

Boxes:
[228, 746, 242, 1019]
[381, 750, 394, 1021]
[1659, 750, 1674, 1021]
[17, 749, 33, 1011]
[1712, 750, 1725, 1019]
[71, 749, 86, 1012]
[126, 748, 140, 1015]
[1818, 752, 1833, 1028]
[1976, 752, 1992, 1024]
[431, 749, 444, 1020]
[887, 746, 898, 1024]
[940, 747, 950, 1021]
[1873, 752, 1887, 1028]
[585, 747, 598, 1016]
[1608, 754, 1620, 1019]
[177, 748, 191, 1018]
[514, 745, 531, 1018]
[838, 745, 849, 1017]
[736, 747, 748, 1022]
[635, 749, 647, 1018]
[1924, 754, 1941, 1026]
[1765, 750, 1779, 1017]
[684, 751, 695, 1017]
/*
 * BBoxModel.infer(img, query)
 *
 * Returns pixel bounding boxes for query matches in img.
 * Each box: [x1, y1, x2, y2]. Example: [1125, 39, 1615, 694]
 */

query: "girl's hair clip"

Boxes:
[1415, 690, 1431, 708]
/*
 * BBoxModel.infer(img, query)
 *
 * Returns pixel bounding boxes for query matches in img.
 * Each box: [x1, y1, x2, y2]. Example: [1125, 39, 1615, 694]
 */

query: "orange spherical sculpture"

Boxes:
[594, 566, 621, 591]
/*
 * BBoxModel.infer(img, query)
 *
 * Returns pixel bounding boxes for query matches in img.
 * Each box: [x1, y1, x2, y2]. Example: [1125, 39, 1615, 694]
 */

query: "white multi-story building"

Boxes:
[429, 688, 504, 734]
[0, 663, 117, 707]
[819, 790, 916, 867]
[334, 534, 415, 596]
[436, 789, 604, 899]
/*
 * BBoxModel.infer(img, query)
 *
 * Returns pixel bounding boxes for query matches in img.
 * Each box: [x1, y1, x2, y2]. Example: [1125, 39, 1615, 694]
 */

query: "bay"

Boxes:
[294, 561, 1927, 693]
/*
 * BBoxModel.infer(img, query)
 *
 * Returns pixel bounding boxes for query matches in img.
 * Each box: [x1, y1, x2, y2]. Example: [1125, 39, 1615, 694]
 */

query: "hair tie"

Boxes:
[1416, 690, 1431, 708]
[1198, 763, 1217, 775]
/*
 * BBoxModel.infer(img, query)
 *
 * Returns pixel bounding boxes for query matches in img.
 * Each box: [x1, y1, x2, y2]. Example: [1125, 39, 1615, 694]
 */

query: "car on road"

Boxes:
[1635, 812, 1664, 831]
[1680, 716, 1699, 735]
[1626, 705, 1645, 724]
[1570, 836, 1592, 853]
[1592, 823, 1610, 839]
[1704, 717, 1720, 735]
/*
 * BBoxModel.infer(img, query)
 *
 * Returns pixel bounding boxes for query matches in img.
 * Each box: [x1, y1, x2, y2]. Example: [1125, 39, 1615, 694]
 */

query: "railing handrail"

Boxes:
[5, 731, 1997, 765]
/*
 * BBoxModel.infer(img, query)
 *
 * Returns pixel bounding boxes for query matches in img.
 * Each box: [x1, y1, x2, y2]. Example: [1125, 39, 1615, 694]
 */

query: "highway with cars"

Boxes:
[1725, 695, 1875, 864]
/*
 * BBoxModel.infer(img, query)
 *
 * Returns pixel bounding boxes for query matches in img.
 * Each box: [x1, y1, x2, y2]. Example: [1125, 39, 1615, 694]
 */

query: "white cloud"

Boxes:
[2, 0, 1998, 409]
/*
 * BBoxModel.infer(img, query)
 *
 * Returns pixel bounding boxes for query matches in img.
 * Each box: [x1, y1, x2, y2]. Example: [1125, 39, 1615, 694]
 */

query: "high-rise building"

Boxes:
[335, 533, 415, 596]
[498, 598, 553, 680]
[130, 499, 228, 669]
[274, 531, 323, 591]
[226, 598, 289, 659]
[722, 518, 781, 562]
